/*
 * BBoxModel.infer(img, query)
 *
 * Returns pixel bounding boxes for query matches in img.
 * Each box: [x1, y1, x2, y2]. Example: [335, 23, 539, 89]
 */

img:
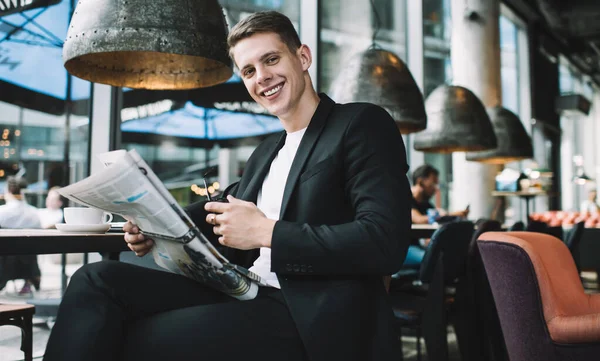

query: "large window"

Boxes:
[422, 0, 451, 209]
[319, 0, 407, 93]
[558, 58, 596, 212]
[423, 0, 451, 97]
[0, 0, 92, 206]
[500, 15, 519, 115]
[498, 8, 533, 221]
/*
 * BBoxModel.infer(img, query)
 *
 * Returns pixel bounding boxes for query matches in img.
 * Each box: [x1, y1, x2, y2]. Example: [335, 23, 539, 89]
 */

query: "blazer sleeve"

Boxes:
[270, 104, 412, 276]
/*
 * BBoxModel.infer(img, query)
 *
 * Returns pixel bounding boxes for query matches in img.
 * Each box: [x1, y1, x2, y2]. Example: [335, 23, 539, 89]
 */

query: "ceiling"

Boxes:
[505, 0, 600, 86]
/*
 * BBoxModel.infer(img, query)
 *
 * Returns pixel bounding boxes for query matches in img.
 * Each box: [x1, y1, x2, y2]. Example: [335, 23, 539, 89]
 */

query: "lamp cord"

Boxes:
[369, 0, 381, 49]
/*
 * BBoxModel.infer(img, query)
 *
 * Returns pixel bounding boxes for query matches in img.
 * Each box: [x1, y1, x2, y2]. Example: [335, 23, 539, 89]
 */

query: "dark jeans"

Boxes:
[43, 261, 306, 361]
[0, 255, 40, 290]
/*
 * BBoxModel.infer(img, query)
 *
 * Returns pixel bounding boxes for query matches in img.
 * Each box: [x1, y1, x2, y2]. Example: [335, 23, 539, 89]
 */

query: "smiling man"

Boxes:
[43, 11, 411, 361]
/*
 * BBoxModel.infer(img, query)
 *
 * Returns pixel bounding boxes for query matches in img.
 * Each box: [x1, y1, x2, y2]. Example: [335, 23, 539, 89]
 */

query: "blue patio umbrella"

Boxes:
[121, 101, 283, 148]
[0, 0, 90, 114]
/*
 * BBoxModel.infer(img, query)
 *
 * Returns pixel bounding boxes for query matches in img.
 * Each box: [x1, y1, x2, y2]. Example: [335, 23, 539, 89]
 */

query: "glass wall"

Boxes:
[558, 58, 596, 212]
[423, 0, 452, 209]
[500, 15, 519, 115]
[0, 0, 92, 207]
[498, 10, 532, 222]
[319, 0, 407, 93]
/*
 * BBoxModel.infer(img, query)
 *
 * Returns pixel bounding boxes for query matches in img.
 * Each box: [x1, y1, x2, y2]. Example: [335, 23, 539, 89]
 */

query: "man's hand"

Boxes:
[449, 208, 470, 218]
[123, 221, 154, 257]
[204, 195, 276, 250]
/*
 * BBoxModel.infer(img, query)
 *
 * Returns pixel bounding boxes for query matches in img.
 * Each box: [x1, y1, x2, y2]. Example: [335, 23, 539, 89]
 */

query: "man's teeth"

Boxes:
[264, 85, 282, 96]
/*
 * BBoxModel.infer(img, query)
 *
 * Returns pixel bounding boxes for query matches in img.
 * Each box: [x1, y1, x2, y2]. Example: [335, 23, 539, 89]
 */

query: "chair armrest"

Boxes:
[547, 313, 600, 343]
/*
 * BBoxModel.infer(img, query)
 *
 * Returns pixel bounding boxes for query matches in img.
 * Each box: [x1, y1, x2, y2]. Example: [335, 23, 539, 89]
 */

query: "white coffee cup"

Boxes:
[64, 207, 113, 225]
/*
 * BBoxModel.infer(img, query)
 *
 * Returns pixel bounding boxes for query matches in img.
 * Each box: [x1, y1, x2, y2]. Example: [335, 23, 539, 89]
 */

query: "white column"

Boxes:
[406, 0, 425, 168]
[592, 92, 600, 196]
[300, 0, 319, 90]
[560, 115, 576, 211]
[218, 148, 237, 189]
[90, 83, 113, 174]
[450, 0, 502, 219]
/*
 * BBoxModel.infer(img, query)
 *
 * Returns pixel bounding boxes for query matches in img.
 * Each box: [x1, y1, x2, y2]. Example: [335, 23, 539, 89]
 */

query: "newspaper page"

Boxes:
[58, 149, 265, 300]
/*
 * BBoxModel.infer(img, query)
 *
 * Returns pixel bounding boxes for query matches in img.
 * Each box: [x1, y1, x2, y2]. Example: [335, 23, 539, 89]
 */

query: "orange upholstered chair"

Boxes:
[477, 231, 600, 361]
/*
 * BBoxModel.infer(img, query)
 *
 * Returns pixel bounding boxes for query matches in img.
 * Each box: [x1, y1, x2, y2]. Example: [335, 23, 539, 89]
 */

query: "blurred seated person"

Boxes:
[0, 176, 43, 295]
[580, 189, 600, 215]
[410, 164, 469, 225]
[38, 186, 65, 229]
[402, 164, 469, 268]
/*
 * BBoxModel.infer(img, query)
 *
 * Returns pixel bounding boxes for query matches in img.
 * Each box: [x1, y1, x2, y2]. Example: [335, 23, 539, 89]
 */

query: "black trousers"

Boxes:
[43, 261, 307, 361]
[0, 255, 40, 290]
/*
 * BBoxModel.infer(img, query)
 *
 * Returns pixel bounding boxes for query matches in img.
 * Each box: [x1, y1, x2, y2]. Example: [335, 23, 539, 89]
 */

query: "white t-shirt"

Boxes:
[249, 127, 307, 289]
[38, 208, 64, 229]
[0, 199, 42, 229]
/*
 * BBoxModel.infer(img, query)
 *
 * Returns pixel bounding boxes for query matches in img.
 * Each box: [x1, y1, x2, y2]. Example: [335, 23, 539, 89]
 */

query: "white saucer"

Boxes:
[55, 223, 111, 234]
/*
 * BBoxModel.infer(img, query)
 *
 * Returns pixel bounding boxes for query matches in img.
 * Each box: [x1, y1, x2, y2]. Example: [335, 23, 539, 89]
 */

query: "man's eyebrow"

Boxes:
[239, 51, 282, 71]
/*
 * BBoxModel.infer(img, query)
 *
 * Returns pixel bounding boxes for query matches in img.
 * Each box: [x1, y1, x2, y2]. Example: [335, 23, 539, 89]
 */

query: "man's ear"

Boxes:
[297, 44, 312, 71]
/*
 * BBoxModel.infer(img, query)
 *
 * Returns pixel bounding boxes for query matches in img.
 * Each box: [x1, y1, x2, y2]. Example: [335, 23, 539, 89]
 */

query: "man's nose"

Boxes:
[256, 66, 272, 84]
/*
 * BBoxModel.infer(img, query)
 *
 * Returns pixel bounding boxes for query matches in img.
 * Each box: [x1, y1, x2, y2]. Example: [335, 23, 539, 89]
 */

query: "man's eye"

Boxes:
[244, 69, 254, 77]
[267, 57, 278, 64]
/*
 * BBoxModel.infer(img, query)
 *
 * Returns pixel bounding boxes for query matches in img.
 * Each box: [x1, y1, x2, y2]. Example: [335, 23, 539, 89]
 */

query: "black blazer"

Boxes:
[188, 94, 411, 361]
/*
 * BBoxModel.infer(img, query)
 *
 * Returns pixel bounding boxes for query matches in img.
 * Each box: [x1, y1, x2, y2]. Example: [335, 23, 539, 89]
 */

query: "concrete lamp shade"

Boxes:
[466, 106, 533, 164]
[63, 0, 232, 90]
[413, 85, 497, 153]
[329, 48, 427, 134]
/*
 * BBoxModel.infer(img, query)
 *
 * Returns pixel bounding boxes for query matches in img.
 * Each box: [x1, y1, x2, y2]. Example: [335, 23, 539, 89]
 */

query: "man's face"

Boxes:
[419, 174, 439, 200]
[230, 32, 311, 118]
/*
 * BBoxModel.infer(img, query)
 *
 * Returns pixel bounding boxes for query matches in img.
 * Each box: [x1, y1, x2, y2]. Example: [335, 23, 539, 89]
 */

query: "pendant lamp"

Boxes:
[329, 48, 427, 134]
[63, 0, 232, 90]
[466, 107, 533, 163]
[327, 0, 426, 134]
[413, 85, 497, 153]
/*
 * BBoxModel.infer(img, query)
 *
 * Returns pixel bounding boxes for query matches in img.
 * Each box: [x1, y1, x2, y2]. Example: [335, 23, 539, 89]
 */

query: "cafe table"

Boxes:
[0, 229, 129, 292]
[0, 229, 128, 259]
[411, 224, 438, 239]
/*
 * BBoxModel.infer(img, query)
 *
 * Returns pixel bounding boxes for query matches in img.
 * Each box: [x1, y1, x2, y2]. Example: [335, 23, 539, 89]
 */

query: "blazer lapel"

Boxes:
[279, 94, 335, 219]
[240, 131, 286, 202]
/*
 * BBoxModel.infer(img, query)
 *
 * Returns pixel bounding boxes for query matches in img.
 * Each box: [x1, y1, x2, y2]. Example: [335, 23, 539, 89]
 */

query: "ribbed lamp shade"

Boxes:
[466, 107, 533, 164]
[63, 0, 232, 90]
[414, 85, 497, 153]
[329, 48, 427, 134]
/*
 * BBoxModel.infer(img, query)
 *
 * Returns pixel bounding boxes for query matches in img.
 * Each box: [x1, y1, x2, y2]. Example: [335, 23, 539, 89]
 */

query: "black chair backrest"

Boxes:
[526, 220, 548, 233]
[566, 221, 585, 251]
[460, 219, 509, 361]
[509, 221, 525, 231]
[526, 220, 563, 241]
[566, 221, 585, 273]
[419, 221, 475, 283]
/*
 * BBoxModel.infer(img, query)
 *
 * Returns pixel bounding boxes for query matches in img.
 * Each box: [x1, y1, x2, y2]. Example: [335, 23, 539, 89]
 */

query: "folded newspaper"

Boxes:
[58, 149, 265, 300]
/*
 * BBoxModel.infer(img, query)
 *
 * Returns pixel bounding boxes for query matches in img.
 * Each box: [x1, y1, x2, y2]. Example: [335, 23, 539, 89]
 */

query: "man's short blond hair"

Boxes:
[227, 11, 301, 59]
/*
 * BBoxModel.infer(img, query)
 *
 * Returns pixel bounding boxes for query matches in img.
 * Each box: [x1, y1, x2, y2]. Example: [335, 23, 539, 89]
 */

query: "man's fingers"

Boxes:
[205, 213, 226, 225]
[204, 201, 230, 213]
[128, 240, 153, 252]
[122, 221, 138, 233]
[124, 232, 147, 244]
